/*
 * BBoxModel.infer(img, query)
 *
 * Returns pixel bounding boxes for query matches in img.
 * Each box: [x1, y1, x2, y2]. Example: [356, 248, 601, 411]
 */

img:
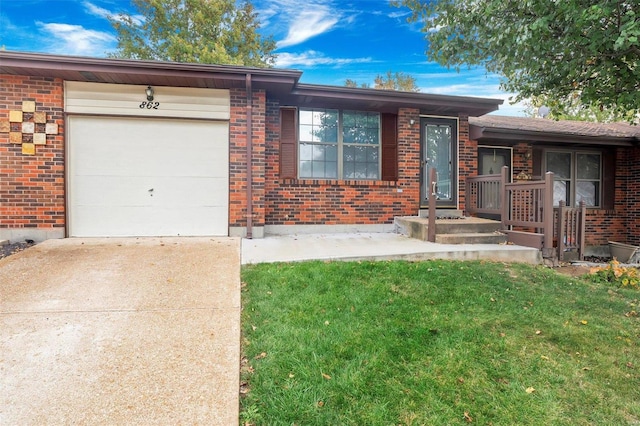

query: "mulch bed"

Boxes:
[0, 241, 36, 260]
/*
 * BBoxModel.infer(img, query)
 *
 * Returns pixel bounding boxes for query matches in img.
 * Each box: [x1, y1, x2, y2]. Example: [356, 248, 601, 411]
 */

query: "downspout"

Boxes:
[245, 73, 253, 239]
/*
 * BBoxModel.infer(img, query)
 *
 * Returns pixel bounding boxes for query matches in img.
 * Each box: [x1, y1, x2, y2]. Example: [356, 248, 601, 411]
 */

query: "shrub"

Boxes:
[586, 260, 639, 290]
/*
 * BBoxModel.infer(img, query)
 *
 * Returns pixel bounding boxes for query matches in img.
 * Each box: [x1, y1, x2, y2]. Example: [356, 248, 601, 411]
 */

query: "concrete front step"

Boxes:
[395, 216, 507, 244]
[435, 232, 507, 245]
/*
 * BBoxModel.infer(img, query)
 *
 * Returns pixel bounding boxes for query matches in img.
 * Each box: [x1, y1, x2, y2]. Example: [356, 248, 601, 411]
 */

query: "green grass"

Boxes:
[241, 260, 640, 425]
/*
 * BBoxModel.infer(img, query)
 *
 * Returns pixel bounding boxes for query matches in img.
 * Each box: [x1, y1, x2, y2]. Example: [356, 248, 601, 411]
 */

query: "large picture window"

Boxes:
[546, 150, 602, 207]
[298, 108, 380, 179]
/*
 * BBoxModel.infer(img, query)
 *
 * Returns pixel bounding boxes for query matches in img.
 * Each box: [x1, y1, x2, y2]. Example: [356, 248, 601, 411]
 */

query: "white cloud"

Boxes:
[36, 22, 116, 56]
[83, 1, 111, 19]
[388, 10, 411, 19]
[83, 1, 144, 25]
[277, 8, 339, 48]
[275, 50, 372, 68]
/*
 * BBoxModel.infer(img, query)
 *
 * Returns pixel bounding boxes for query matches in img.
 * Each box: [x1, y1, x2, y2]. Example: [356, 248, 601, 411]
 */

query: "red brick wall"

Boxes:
[229, 88, 266, 229]
[0, 75, 65, 234]
[263, 105, 422, 226]
[621, 145, 639, 246]
[457, 114, 475, 211]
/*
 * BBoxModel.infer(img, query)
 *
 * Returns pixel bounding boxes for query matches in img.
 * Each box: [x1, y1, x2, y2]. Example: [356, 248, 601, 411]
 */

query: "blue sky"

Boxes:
[0, 0, 526, 116]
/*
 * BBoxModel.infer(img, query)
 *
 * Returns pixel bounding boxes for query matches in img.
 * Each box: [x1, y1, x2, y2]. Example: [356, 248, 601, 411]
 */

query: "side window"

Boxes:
[546, 150, 602, 207]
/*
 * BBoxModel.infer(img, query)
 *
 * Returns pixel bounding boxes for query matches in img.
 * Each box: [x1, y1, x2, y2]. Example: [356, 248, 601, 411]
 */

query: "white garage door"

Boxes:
[68, 116, 229, 237]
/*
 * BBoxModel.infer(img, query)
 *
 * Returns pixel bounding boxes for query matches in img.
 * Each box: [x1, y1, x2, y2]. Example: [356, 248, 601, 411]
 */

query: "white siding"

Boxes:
[65, 81, 230, 120]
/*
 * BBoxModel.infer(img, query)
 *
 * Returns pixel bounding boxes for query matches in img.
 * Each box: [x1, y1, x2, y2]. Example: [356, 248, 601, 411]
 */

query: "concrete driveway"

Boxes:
[0, 237, 240, 425]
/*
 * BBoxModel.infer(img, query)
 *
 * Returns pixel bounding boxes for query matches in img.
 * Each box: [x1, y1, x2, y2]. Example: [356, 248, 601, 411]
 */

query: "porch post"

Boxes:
[578, 201, 586, 260]
[500, 166, 509, 230]
[542, 171, 555, 257]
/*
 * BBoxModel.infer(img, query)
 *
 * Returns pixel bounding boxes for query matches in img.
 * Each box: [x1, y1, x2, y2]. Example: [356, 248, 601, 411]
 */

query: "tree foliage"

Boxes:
[344, 79, 371, 88]
[345, 71, 420, 91]
[109, 0, 276, 67]
[395, 0, 640, 122]
[525, 93, 638, 123]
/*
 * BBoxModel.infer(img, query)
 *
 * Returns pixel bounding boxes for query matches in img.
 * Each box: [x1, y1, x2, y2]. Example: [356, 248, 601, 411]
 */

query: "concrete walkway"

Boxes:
[241, 232, 541, 265]
[1, 237, 240, 425]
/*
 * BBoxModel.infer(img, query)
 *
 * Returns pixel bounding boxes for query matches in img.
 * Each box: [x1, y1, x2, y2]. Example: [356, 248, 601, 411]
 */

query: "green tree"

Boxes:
[109, 0, 276, 67]
[345, 71, 419, 91]
[525, 94, 638, 123]
[395, 0, 640, 122]
[344, 79, 371, 88]
[374, 71, 419, 91]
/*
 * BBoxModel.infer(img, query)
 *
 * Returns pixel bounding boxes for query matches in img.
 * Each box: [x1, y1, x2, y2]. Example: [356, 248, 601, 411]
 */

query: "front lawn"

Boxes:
[241, 260, 639, 425]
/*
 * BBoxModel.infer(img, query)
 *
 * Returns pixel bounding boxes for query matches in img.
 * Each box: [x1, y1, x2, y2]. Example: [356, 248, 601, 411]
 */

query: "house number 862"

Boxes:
[139, 101, 160, 109]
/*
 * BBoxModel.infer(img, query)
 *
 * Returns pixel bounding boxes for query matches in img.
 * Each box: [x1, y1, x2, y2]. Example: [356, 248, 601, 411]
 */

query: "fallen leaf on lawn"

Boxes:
[322, 373, 331, 380]
[582, 367, 591, 371]
[526, 387, 536, 394]
[463, 411, 473, 422]
[317, 401, 324, 407]
[457, 377, 465, 384]
[254, 352, 267, 360]
[490, 297, 496, 302]
[627, 362, 634, 369]
[500, 332, 506, 337]
[251, 325, 257, 331]
[580, 320, 588, 325]
[541, 355, 549, 360]
[289, 373, 295, 378]
[535, 330, 542, 335]
[324, 320, 330, 325]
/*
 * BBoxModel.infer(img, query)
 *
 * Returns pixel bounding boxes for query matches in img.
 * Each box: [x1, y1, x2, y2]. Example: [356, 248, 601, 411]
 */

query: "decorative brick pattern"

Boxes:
[0, 100, 59, 156]
[0, 75, 65, 232]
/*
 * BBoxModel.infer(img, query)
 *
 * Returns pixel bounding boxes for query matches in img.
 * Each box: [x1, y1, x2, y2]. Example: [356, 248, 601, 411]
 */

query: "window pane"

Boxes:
[366, 146, 379, 162]
[299, 125, 313, 142]
[299, 110, 313, 125]
[343, 111, 380, 145]
[325, 161, 337, 178]
[300, 160, 311, 176]
[326, 145, 337, 162]
[343, 146, 379, 179]
[312, 144, 326, 161]
[343, 145, 354, 162]
[344, 162, 355, 179]
[577, 154, 600, 180]
[299, 143, 312, 161]
[547, 152, 571, 178]
[553, 180, 570, 206]
[576, 181, 598, 207]
[300, 144, 338, 178]
[367, 163, 379, 179]
[322, 125, 338, 143]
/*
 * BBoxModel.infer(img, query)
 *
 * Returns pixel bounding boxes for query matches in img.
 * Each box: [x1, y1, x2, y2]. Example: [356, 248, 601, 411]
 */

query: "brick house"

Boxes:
[469, 116, 640, 252]
[1, 51, 638, 254]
